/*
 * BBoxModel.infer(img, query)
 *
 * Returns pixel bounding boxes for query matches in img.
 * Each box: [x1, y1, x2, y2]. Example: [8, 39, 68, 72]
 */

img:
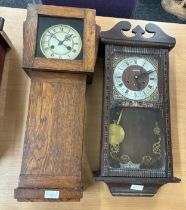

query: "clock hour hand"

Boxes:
[52, 35, 61, 43]
[62, 43, 72, 51]
[137, 70, 155, 77]
[58, 34, 73, 46]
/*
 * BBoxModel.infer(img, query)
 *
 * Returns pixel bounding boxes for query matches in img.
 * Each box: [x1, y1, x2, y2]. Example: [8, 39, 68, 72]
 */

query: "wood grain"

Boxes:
[0, 6, 186, 210]
[15, 72, 86, 201]
[32, 4, 85, 19]
[83, 9, 96, 72]
[14, 188, 82, 202]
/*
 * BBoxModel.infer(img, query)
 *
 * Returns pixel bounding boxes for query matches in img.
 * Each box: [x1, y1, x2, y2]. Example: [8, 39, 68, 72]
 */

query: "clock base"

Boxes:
[95, 176, 181, 197]
[107, 183, 161, 197]
[14, 187, 82, 201]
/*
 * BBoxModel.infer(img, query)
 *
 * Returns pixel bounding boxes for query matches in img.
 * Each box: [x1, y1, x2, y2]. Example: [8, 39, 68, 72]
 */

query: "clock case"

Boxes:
[0, 17, 11, 86]
[14, 4, 99, 202]
[96, 21, 181, 196]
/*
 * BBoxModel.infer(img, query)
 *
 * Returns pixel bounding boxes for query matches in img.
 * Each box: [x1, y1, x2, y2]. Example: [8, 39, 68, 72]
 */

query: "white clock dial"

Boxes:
[40, 24, 82, 60]
[113, 57, 158, 101]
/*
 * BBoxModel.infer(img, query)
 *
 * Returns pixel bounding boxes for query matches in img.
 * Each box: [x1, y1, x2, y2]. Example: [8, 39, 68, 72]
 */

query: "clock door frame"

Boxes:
[101, 44, 171, 178]
[23, 4, 96, 73]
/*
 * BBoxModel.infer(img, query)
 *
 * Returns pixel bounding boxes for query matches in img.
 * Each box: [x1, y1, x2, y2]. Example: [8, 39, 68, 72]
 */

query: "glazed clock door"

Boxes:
[108, 51, 166, 177]
[98, 21, 180, 196]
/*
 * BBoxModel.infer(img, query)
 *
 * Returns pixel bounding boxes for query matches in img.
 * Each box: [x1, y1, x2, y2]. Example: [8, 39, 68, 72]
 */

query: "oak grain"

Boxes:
[0, 6, 186, 210]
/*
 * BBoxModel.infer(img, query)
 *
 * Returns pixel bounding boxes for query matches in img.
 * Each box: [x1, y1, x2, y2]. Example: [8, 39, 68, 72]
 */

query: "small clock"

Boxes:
[14, 4, 98, 202]
[39, 24, 82, 60]
[96, 21, 180, 196]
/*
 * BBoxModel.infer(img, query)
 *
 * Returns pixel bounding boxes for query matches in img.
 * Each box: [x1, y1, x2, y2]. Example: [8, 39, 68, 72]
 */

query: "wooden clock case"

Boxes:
[96, 21, 181, 196]
[14, 4, 98, 202]
[0, 17, 11, 86]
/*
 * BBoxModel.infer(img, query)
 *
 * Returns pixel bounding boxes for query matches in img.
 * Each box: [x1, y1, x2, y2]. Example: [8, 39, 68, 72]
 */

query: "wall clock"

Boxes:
[14, 4, 98, 201]
[96, 21, 180, 196]
[0, 17, 11, 86]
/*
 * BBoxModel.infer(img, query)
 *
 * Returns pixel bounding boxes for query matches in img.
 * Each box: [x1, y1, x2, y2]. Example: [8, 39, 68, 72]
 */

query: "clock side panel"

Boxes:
[35, 15, 84, 60]
[101, 45, 173, 178]
[0, 44, 6, 85]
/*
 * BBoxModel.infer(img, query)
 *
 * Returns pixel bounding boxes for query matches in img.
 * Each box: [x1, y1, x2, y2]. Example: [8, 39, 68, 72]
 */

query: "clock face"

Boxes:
[113, 57, 158, 101]
[40, 24, 82, 60]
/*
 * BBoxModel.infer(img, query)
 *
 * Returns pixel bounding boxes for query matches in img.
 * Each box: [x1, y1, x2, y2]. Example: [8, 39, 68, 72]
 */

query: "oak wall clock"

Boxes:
[96, 21, 180, 196]
[14, 4, 98, 201]
[0, 17, 11, 86]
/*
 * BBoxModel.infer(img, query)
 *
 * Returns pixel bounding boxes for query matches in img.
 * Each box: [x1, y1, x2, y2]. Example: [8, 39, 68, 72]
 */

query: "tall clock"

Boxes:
[14, 4, 98, 202]
[96, 21, 180, 196]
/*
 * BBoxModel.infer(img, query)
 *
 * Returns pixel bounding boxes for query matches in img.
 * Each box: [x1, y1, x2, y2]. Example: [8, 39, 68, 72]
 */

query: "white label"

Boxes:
[44, 190, 59, 199]
[130, 184, 144, 191]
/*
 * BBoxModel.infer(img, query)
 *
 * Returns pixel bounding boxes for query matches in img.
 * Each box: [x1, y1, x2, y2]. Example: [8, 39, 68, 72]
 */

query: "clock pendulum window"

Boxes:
[96, 21, 181, 196]
[14, 4, 99, 201]
[0, 17, 11, 86]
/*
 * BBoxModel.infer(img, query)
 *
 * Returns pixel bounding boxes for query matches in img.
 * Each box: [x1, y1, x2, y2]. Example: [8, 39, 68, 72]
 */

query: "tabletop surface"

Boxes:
[0, 6, 186, 210]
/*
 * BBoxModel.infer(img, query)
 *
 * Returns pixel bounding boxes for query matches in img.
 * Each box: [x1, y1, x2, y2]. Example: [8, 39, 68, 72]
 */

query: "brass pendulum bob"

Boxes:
[109, 108, 125, 145]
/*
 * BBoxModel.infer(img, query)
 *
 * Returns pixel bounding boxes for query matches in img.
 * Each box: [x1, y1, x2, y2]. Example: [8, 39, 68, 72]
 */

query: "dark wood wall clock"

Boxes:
[0, 17, 11, 86]
[14, 4, 98, 201]
[96, 21, 181, 196]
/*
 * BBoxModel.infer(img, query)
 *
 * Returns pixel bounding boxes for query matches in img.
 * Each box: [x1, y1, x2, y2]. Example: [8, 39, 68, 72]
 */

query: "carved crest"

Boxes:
[101, 21, 176, 49]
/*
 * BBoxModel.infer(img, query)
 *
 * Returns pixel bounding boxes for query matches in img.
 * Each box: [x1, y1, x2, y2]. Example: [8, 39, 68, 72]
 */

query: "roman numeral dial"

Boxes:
[40, 24, 82, 60]
[113, 57, 158, 101]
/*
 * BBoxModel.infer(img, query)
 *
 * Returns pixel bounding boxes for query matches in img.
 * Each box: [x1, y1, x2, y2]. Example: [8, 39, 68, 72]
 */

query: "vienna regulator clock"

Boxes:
[96, 21, 180, 196]
[14, 4, 98, 201]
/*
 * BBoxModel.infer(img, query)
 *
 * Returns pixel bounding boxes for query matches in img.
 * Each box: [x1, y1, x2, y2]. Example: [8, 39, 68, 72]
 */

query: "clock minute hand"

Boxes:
[58, 34, 73, 46]
[53, 35, 61, 43]
[62, 43, 72, 51]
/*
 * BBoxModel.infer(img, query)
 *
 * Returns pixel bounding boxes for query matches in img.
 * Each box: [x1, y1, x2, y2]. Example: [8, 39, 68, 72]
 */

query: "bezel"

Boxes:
[23, 4, 96, 73]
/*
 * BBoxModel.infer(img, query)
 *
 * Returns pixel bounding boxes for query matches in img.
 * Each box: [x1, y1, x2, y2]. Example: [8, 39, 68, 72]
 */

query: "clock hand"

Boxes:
[52, 35, 61, 43]
[65, 34, 73, 41]
[117, 108, 124, 124]
[62, 43, 72, 51]
[137, 70, 155, 78]
[58, 34, 73, 46]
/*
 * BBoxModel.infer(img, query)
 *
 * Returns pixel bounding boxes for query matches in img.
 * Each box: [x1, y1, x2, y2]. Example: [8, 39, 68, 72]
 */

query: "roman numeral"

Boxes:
[125, 89, 129, 94]
[119, 83, 123, 87]
[148, 85, 152, 89]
